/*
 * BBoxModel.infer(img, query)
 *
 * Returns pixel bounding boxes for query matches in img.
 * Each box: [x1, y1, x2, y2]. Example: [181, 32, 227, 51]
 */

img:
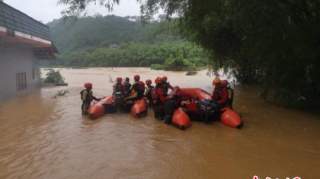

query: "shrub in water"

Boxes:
[44, 69, 66, 84]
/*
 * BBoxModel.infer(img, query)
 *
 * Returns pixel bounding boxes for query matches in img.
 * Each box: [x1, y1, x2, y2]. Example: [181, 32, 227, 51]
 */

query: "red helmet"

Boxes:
[162, 76, 168, 82]
[134, 75, 140, 81]
[84, 83, 92, 89]
[146, 79, 152, 85]
[116, 77, 122, 83]
[155, 77, 162, 85]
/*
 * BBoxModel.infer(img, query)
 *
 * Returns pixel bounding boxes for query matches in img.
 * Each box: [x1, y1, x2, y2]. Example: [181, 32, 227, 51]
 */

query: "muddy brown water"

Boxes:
[0, 68, 319, 179]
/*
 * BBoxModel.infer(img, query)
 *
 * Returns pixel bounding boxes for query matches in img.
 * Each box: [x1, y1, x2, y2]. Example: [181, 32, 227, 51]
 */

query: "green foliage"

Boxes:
[48, 15, 208, 71]
[48, 15, 181, 54]
[150, 64, 164, 70]
[58, 0, 120, 16]
[44, 69, 66, 84]
[142, 0, 320, 108]
[58, 0, 320, 108]
[53, 42, 208, 70]
[161, 53, 197, 71]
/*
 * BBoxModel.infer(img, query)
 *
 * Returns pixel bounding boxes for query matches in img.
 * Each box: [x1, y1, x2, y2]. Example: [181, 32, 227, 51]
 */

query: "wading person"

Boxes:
[152, 77, 178, 124]
[80, 83, 100, 115]
[212, 79, 229, 109]
[123, 77, 131, 97]
[162, 76, 173, 96]
[152, 77, 165, 120]
[113, 77, 125, 111]
[162, 87, 180, 124]
[124, 75, 145, 110]
[125, 75, 145, 101]
[145, 79, 154, 106]
[113, 77, 125, 96]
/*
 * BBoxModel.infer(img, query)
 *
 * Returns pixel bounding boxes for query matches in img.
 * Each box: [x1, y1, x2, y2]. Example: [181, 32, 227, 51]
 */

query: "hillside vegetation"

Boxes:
[48, 15, 209, 70]
[52, 0, 320, 109]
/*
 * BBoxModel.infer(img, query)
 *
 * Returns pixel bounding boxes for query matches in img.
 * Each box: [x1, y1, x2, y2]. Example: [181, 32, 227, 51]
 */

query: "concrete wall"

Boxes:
[0, 44, 40, 102]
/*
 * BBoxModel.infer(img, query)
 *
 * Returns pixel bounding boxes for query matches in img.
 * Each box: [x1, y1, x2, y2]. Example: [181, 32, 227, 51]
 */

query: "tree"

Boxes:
[59, 0, 320, 108]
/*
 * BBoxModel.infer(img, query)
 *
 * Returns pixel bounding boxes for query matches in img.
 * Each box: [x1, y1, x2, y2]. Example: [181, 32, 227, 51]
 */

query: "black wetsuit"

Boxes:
[163, 98, 179, 124]
[113, 83, 125, 112]
[152, 85, 165, 120]
[131, 82, 145, 100]
[145, 85, 154, 106]
[123, 81, 131, 97]
[162, 82, 173, 96]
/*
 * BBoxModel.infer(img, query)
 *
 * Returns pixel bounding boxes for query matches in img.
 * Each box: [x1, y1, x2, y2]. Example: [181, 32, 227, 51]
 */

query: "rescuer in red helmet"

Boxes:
[112, 77, 126, 111]
[212, 79, 229, 108]
[123, 77, 131, 97]
[125, 75, 145, 101]
[152, 77, 166, 120]
[122, 75, 145, 112]
[161, 76, 173, 96]
[113, 77, 124, 96]
[80, 83, 100, 115]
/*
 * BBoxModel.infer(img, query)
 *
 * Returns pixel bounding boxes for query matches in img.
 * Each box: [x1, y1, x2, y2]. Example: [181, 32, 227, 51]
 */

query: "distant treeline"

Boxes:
[53, 0, 320, 109]
[47, 15, 209, 70]
[51, 42, 209, 71]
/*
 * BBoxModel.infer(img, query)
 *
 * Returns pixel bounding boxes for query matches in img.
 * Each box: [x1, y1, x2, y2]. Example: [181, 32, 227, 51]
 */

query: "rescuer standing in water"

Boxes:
[162, 76, 173, 95]
[80, 83, 100, 115]
[123, 75, 145, 111]
[212, 79, 229, 108]
[145, 79, 154, 106]
[152, 77, 165, 120]
[123, 77, 131, 97]
[113, 77, 125, 111]
[162, 87, 180, 124]
[125, 75, 145, 101]
[152, 77, 178, 124]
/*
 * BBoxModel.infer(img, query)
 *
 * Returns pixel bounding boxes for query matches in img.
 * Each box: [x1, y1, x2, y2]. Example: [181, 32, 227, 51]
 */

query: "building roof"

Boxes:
[0, 1, 51, 41]
[0, 1, 57, 58]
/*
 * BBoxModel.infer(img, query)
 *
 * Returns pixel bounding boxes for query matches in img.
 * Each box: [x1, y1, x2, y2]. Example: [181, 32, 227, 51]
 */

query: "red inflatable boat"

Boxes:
[131, 98, 148, 118]
[177, 88, 212, 101]
[172, 108, 192, 130]
[88, 96, 114, 119]
[177, 88, 243, 129]
[220, 107, 243, 128]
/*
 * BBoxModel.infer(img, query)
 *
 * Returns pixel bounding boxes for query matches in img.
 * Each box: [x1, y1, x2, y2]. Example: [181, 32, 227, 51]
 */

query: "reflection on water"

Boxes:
[0, 68, 319, 179]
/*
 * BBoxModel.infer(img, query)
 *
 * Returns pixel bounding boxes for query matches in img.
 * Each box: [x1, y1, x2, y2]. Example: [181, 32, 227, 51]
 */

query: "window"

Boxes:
[16, 72, 27, 91]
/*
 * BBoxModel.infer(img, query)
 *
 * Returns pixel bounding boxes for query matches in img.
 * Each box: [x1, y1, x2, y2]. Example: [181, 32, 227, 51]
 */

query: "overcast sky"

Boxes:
[4, 0, 141, 23]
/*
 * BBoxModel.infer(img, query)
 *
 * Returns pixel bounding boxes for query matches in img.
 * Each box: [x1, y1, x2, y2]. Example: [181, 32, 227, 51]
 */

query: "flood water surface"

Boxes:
[0, 68, 319, 179]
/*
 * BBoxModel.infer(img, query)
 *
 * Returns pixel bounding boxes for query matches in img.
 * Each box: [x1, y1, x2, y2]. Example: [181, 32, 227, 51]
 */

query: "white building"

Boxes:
[0, 2, 56, 101]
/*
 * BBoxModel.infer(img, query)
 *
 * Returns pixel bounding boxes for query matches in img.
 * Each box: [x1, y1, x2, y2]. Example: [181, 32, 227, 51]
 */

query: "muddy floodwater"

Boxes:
[0, 68, 319, 179]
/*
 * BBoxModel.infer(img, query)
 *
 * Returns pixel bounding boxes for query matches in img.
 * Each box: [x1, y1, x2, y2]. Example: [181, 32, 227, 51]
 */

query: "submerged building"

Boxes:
[0, 1, 56, 101]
